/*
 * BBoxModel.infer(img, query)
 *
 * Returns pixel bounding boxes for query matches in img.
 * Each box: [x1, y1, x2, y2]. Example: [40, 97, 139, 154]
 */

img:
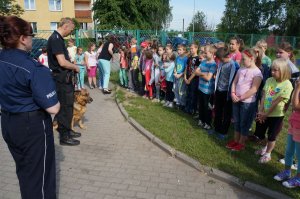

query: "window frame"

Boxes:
[49, 0, 62, 11]
[30, 22, 37, 33]
[24, 0, 36, 10]
[50, 22, 58, 31]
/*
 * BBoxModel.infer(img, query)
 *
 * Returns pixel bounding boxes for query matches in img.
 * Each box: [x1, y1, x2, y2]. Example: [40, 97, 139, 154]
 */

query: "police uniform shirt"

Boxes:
[47, 30, 71, 72]
[0, 49, 58, 113]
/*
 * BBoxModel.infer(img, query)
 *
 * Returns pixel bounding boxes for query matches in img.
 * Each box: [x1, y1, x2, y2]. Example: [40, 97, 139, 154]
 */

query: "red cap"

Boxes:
[140, 41, 148, 48]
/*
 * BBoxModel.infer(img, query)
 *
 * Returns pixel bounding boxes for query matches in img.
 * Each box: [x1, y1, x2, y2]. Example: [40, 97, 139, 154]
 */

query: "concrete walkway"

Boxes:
[0, 87, 262, 199]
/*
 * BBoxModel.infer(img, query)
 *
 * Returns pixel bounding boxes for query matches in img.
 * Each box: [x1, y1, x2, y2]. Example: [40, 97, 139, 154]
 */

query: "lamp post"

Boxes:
[193, 0, 195, 33]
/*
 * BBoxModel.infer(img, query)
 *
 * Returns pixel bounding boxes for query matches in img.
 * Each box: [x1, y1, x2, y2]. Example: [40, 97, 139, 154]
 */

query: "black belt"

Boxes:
[1, 109, 48, 118]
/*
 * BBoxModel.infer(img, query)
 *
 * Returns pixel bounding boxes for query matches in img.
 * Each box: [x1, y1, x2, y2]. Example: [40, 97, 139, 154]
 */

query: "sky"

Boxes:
[168, 0, 226, 31]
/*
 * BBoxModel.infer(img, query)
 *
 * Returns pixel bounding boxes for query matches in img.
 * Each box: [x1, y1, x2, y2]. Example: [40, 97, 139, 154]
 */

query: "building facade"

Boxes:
[16, 0, 93, 31]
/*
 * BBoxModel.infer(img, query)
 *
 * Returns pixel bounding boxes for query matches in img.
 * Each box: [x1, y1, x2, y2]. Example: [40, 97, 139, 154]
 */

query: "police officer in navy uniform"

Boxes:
[0, 16, 60, 199]
[47, 18, 81, 146]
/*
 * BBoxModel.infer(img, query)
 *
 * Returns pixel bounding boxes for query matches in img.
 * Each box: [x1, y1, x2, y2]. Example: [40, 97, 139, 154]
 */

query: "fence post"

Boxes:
[250, 34, 254, 47]
[75, 29, 79, 47]
[275, 36, 279, 46]
[136, 29, 140, 46]
[293, 36, 296, 48]
[161, 31, 166, 46]
[188, 32, 193, 44]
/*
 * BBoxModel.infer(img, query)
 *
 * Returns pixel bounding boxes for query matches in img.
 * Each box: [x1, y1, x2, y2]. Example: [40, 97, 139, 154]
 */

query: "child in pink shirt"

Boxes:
[274, 78, 300, 188]
[229, 37, 243, 64]
[226, 48, 263, 151]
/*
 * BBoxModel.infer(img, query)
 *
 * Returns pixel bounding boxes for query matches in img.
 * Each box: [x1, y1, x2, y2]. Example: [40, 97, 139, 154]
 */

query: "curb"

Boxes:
[114, 92, 291, 199]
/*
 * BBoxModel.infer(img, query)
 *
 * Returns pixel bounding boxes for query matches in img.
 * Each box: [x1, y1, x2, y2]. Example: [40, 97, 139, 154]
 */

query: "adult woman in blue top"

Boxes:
[0, 16, 60, 199]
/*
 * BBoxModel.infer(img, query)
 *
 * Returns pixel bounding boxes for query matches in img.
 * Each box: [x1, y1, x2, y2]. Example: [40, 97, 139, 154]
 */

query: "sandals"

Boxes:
[255, 147, 267, 156]
[258, 155, 271, 163]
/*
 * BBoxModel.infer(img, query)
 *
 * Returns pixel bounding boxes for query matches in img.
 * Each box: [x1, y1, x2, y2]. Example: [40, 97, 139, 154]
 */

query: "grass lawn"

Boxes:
[111, 72, 299, 198]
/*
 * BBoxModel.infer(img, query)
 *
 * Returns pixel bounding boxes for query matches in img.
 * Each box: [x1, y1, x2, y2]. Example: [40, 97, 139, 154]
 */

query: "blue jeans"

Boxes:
[77, 65, 85, 89]
[97, 60, 104, 88]
[174, 77, 186, 106]
[285, 134, 300, 172]
[99, 59, 111, 89]
[232, 101, 256, 136]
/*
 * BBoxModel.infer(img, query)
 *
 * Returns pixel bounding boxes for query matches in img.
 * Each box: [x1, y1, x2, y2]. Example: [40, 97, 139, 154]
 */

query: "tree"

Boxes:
[0, 0, 24, 16]
[217, 0, 300, 36]
[187, 11, 208, 32]
[92, 0, 172, 30]
[217, 0, 261, 34]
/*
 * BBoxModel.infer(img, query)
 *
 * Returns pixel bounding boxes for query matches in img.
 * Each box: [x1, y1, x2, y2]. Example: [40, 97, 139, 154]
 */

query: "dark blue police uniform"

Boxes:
[0, 49, 58, 199]
[47, 31, 75, 141]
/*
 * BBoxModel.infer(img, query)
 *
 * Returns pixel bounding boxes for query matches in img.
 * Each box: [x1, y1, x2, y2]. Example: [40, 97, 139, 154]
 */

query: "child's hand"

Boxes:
[231, 93, 240, 103]
[185, 79, 190, 84]
[142, 71, 145, 75]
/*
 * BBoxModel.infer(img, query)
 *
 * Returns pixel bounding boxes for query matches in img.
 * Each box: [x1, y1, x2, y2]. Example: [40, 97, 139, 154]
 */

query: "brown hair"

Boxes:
[169, 53, 176, 61]
[76, 46, 83, 53]
[144, 49, 153, 59]
[215, 45, 230, 59]
[166, 44, 173, 51]
[278, 42, 295, 63]
[177, 44, 187, 52]
[230, 36, 244, 51]
[0, 16, 33, 49]
[87, 42, 95, 51]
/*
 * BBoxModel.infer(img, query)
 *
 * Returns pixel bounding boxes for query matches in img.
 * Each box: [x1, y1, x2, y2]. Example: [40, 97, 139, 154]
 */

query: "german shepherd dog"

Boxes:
[53, 89, 93, 130]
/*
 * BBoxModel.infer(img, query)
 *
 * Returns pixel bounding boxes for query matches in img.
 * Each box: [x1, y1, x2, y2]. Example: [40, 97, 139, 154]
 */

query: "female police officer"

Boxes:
[0, 16, 60, 199]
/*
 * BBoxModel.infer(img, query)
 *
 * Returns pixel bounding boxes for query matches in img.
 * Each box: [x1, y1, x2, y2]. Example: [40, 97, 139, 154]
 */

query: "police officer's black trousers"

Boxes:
[55, 81, 74, 139]
[1, 110, 56, 199]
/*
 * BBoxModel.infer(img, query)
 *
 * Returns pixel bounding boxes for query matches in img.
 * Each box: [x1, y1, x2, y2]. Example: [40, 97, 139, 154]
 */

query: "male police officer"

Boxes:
[47, 18, 81, 146]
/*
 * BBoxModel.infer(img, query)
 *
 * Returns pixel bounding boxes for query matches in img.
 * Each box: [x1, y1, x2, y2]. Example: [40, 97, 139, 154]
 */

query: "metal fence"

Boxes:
[30, 29, 300, 58]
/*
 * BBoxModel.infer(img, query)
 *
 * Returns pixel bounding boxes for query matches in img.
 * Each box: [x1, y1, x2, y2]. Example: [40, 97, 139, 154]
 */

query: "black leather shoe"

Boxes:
[69, 130, 81, 138]
[60, 137, 80, 146]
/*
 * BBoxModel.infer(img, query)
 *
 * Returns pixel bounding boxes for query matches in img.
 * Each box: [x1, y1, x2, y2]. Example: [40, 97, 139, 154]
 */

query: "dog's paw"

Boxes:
[79, 125, 87, 130]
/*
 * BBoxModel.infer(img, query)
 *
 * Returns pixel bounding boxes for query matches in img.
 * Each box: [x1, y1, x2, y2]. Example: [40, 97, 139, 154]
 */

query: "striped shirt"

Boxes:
[198, 60, 217, 94]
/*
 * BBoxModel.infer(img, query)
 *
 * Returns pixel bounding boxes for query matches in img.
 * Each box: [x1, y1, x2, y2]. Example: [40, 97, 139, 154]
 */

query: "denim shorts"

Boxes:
[232, 101, 256, 136]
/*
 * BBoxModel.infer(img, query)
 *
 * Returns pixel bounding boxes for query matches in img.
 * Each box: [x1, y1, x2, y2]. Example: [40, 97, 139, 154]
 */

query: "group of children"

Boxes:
[117, 37, 300, 189]
[37, 36, 300, 189]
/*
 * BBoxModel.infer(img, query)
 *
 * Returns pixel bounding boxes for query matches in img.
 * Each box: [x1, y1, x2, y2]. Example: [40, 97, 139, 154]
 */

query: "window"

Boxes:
[30, 22, 37, 33]
[49, 0, 62, 11]
[50, 22, 58, 31]
[80, 23, 88, 30]
[24, 0, 36, 10]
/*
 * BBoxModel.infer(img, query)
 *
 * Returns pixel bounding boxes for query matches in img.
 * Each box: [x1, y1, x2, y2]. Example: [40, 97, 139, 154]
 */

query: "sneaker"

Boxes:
[282, 177, 300, 188]
[258, 154, 271, 163]
[167, 103, 174, 108]
[203, 123, 211, 130]
[198, 120, 204, 127]
[226, 140, 238, 149]
[255, 147, 267, 156]
[274, 170, 291, 181]
[231, 143, 245, 151]
[163, 101, 170, 107]
[279, 158, 285, 165]
[98, 87, 103, 90]
[279, 158, 298, 170]
[160, 100, 165, 104]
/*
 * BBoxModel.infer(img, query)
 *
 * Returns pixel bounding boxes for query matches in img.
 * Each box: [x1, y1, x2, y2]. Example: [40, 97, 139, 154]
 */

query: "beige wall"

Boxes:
[16, 0, 75, 30]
